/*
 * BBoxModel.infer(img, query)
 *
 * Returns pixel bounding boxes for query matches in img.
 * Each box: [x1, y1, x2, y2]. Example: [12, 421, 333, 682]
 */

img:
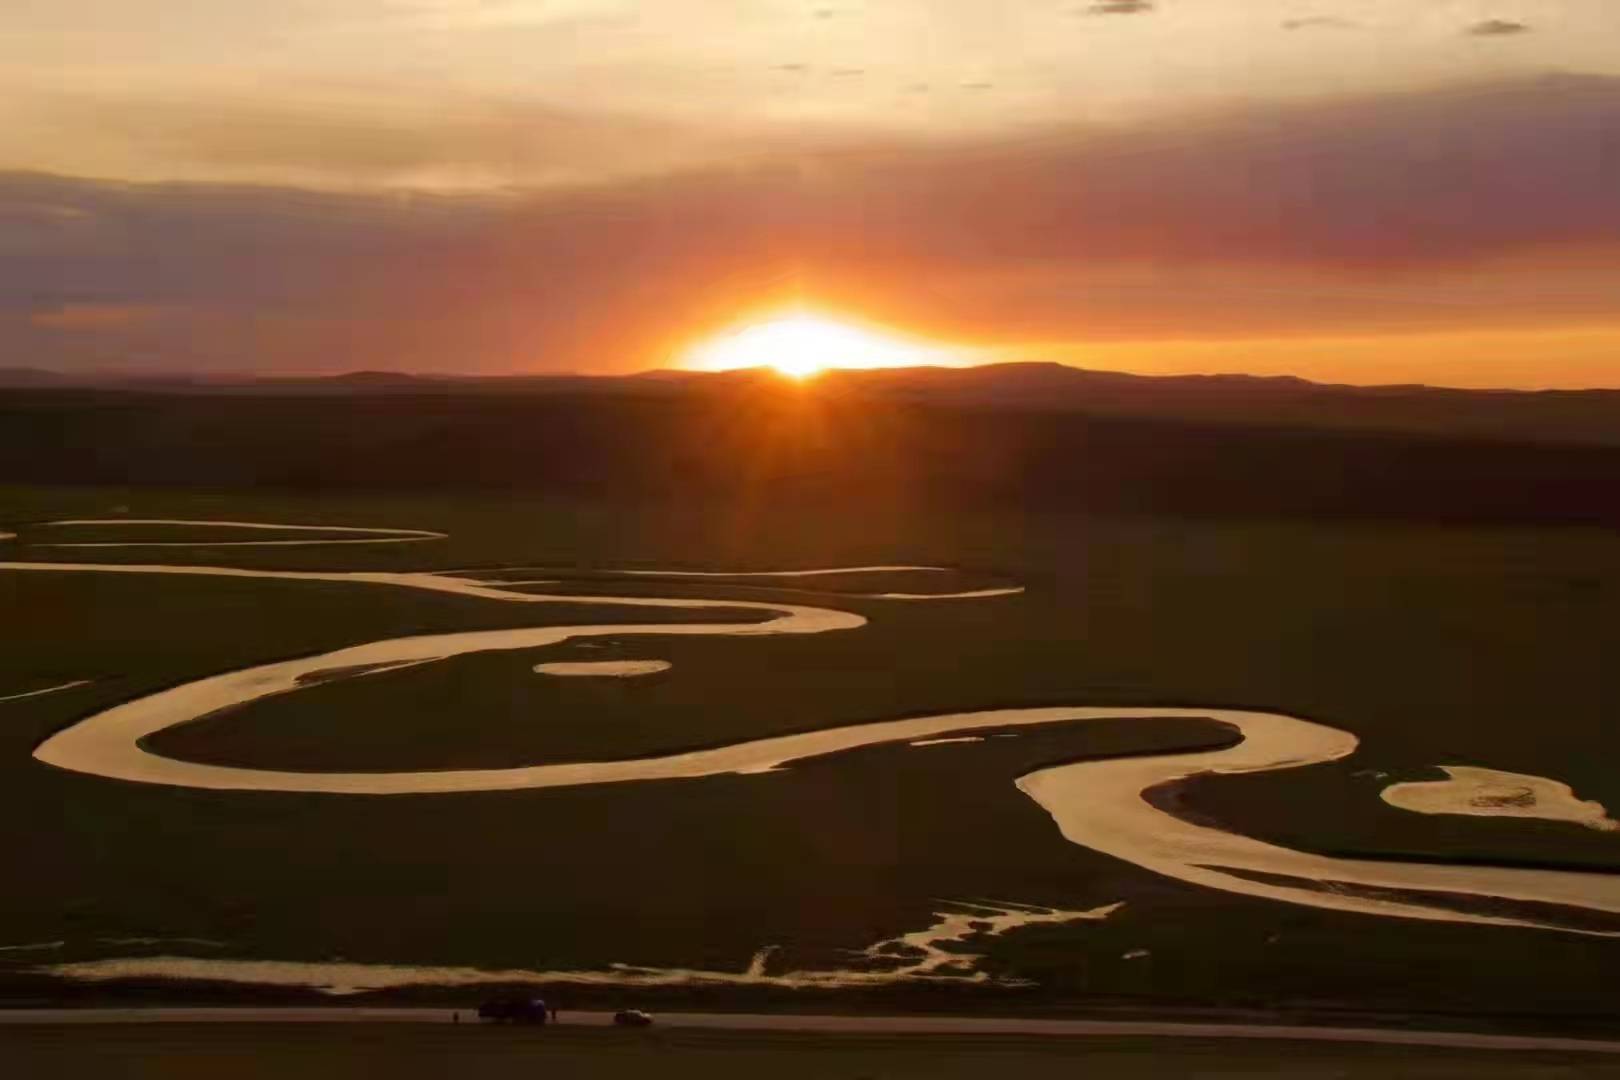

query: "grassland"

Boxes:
[10, 1024, 1618, 1079]
[4, 484, 1620, 1027]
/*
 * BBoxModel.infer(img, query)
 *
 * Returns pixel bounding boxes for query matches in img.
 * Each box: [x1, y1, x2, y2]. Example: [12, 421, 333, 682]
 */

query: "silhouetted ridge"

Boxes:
[7, 362, 1620, 446]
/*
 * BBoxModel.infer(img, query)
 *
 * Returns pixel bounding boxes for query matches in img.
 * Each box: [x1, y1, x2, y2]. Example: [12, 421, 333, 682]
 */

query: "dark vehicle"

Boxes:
[613, 1009, 655, 1028]
[477, 996, 549, 1024]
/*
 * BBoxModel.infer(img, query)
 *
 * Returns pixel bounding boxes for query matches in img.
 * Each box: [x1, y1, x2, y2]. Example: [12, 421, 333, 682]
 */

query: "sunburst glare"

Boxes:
[682, 312, 952, 379]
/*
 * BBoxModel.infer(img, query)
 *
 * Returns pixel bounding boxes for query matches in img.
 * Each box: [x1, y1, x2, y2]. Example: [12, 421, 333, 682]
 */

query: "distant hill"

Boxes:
[6, 372, 1620, 529]
[810, 363, 1620, 448]
[6, 361, 1620, 447]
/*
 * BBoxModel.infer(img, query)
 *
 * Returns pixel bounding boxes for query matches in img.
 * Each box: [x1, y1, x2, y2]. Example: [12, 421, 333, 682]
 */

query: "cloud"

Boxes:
[1082, 1, 1155, 13]
[4, 76, 1619, 373]
[29, 303, 177, 331]
[1281, 16, 1356, 31]
[790, 75, 1620, 270]
[0, 170, 500, 320]
[1, 89, 751, 192]
[1467, 19, 1531, 36]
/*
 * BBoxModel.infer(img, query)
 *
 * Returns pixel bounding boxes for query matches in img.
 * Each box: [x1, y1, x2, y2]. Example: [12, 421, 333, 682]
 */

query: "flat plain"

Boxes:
[11, 1023, 1620, 1079]
[3, 480, 1620, 1032]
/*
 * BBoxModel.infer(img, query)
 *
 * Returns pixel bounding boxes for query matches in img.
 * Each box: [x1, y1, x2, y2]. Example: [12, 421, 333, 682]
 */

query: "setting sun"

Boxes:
[682, 312, 950, 379]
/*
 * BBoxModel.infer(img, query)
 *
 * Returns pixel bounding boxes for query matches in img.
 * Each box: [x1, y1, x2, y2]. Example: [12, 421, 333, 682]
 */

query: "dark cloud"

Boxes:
[793, 76, 1620, 271]
[1467, 19, 1531, 36]
[6, 76, 1620, 372]
[1281, 16, 1356, 30]
[1082, 1, 1155, 15]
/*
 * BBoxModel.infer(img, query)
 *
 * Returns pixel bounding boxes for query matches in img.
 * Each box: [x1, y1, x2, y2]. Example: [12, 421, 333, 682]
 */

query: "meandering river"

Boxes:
[6, 522, 1619, 938]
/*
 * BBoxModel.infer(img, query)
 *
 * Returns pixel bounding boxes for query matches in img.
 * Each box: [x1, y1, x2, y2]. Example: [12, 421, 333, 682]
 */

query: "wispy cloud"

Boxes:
[4, 0, 1605, 193]
[1082, 1, 1155, 14]
[1281, 16, 1356, 31]
[1467, 19, 1532, 37]
[30, 303, 178, 331]
[3, 89, 747, 192]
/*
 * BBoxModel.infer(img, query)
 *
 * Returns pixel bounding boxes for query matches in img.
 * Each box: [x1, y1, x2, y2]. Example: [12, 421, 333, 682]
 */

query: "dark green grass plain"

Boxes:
[8, 1025, 1617, 1080]
[4, 485, 1620, 1026]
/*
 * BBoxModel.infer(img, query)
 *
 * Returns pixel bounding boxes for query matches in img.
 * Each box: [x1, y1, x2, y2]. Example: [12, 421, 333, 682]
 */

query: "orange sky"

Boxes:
[3, 2, 1618, 388]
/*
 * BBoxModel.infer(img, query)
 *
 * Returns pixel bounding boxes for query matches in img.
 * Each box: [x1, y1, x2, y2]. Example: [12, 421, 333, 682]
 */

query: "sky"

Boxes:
[3, 0, 1619, 387]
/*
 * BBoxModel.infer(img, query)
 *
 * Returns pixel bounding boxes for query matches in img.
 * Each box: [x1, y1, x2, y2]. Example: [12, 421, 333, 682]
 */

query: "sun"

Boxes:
[682, 312, 948, 379]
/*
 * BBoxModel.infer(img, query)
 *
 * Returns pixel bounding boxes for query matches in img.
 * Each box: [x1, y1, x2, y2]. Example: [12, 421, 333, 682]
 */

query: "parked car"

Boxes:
[477, 995, 548, 1024]
[613, 1009, 655, 1028]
